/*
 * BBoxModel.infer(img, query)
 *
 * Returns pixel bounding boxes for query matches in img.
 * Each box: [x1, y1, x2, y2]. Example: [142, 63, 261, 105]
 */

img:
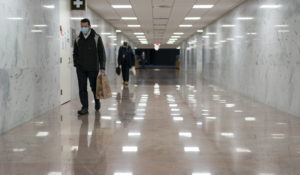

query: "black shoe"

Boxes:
[95, 100, 101, 111]
[77, 108, 88, 115]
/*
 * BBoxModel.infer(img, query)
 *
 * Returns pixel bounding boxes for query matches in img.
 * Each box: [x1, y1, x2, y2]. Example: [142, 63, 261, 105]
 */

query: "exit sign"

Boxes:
[71, 0, 86, 11]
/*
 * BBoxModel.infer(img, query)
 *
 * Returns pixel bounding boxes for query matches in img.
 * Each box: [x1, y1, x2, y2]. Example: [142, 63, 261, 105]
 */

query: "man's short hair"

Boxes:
[81, 18, 91, 26]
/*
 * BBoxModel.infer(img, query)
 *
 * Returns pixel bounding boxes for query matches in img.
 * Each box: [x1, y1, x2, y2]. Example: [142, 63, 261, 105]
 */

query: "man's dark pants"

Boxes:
[121, 64, 130, 82]
[76, 68, 99, 109]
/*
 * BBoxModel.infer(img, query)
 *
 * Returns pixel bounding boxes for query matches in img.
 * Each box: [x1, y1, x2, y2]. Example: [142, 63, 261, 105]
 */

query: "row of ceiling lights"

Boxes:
[111, 4, 216, 45]
[91, 3, 282, 46]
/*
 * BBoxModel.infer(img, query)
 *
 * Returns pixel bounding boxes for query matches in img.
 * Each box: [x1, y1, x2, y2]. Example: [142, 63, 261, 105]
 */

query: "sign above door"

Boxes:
[71, 0, 86, 11]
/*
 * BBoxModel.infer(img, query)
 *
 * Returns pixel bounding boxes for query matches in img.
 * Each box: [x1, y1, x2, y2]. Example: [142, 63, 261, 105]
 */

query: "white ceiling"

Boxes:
[88, 0, 247, 48]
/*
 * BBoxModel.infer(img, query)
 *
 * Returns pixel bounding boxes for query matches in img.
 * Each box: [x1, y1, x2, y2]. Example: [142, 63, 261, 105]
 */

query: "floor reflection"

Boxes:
[117, 87, 136, 128]
[73, 113, 107, 175]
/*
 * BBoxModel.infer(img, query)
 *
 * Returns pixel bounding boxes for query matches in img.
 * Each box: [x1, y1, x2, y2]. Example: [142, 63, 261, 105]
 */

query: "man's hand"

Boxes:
[100, 69, 105, 73]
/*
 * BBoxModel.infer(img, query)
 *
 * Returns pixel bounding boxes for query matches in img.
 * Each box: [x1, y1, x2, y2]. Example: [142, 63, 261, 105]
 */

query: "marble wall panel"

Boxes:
[202, 0, 300, 117]
[0, 0, 60, 133]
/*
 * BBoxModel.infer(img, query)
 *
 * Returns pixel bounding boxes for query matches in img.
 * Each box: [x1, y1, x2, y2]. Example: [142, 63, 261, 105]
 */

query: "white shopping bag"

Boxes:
[130, 67, 136, 76]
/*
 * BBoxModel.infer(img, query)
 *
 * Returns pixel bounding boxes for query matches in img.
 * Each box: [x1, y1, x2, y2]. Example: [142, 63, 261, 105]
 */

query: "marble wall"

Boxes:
[202, 0, 300, 117]
[179, 34, 203, 84]
[0, 0, 60, 133]
[0, 0, 135, 134]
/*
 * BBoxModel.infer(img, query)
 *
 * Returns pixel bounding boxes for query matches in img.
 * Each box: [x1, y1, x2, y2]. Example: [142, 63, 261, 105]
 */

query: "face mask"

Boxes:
[81, 27, 89, 35]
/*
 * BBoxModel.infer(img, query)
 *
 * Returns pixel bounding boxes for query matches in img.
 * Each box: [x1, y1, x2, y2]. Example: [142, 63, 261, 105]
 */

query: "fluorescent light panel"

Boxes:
[184, 147, 200, 152]
[7, 17, 23, 20]
[222, 25, 236, 27]
[34, 24, 48, 27]
[237, 17, 254, 20]
[185, 17, 201, 20]
[193, 5, 214, 8]
[260, 4, 281, 8]
[122, 17, 137, 20]
[134, 32, 144, 35]
[114, 173, 132, 175]
[112, 5, 132, 8]
[43, 5, 55, 9]
[70, 17, 84, 20]
[128, 25, 140, 27]
[179, 24, 192, 27]
[31, 30, 43, 33]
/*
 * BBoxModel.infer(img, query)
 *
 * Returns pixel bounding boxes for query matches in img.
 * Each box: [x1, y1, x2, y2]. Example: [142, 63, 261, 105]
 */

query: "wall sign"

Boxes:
[71, 0, 86, 11]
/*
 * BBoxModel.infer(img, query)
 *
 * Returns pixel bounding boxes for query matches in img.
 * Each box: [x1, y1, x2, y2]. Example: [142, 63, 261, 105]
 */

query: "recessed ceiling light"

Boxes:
[260, 4, 281, 8]
[70, 17, 84, 20]
[33, 24, 48, 27]
[185, 17, 201, 20]
[121, 17, 137, 20]
[122, 146, 138, 152]
[179, 132, 192, 138]
[128, 25, 140, 27]
[237, 17, 254, 20]
[174, 32, 184, 35]
[222, 25, 236, 27]
[274, 25, 289, 27]
[91, 25, 99, 28]
[134, 32, 144, 35]
[7, 17, 24, 20]
[245, 117, 256, 121]
[236, 147, 252, 153]
[207, 32, 217, 35]
[128, 132, 141, 136]
[179, 24, 193, 27]
[278, 30, 289, 33]
[192, 173, 211, 175]
[184, 147, 200, 152]
[116, 30, 122, 32]
[31, 30, 43, 33]
[197, 30, 203, 33]
[112, 5, 132, 8]
[13, 148, 26, 152]
[193, 5, 214, 8]
[43, 5, 55, 9]
[171, 36, 181, 38]
[101, 32, 112, 35]
[114, 173, 132, 175]
[221, 132, 235, 137]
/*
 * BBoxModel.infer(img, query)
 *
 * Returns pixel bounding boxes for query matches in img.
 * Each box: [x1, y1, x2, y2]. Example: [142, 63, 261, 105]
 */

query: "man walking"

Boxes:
[118, 41, 135, 86]
[73, 18, 106, 115]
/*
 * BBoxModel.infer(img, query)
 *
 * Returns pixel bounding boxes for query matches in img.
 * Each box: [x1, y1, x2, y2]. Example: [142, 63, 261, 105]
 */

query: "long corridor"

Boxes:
[0, 69, 299, 175]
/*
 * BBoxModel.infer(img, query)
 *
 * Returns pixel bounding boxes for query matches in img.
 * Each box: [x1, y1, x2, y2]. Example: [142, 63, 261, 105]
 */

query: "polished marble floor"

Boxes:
[0, 69, 300, 175]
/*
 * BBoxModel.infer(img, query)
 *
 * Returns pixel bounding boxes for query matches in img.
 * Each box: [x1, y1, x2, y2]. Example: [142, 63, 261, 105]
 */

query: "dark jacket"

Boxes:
[118, 46, 135, 67]
[73, 29, 106, 71]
